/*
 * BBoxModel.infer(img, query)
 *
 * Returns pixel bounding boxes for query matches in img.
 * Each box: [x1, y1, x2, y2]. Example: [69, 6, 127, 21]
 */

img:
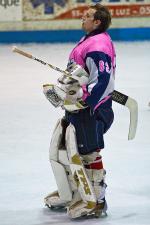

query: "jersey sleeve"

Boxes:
[82, 51, 114, 111]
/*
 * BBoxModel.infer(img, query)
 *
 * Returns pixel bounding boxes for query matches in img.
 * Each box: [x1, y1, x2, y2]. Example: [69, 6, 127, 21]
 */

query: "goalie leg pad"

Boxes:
[45, 119, 73, 208]
[50, 160, 72, 202]
[65, 124, 97, 218]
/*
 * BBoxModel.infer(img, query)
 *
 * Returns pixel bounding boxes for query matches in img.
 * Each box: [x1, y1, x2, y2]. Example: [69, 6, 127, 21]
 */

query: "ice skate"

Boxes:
[93, 198, 108, 218]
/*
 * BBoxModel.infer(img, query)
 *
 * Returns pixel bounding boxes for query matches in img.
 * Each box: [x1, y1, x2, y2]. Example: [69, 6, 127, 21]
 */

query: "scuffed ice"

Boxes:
[0, 42, 150, 225]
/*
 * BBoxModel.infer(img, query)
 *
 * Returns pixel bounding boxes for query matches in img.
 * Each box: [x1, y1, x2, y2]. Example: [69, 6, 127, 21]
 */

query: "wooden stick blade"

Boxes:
[126, 97, 138, 140]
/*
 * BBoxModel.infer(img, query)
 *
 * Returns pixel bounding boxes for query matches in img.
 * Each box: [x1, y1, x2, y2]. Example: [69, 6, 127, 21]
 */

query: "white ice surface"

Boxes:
[0, 42, 150, 225]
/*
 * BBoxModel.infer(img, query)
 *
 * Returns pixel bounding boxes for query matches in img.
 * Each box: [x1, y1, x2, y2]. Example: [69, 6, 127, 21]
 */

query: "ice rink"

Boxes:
[0, 41, 150, 225]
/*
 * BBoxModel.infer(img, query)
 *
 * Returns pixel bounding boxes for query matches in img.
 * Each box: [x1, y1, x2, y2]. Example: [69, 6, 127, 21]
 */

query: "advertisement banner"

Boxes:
[0, 0, 22, 21]
[22, 0, 150, 21]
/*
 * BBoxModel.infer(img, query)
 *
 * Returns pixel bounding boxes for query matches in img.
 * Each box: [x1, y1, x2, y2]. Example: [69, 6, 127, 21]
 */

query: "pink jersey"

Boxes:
[68, 32, 116, 111]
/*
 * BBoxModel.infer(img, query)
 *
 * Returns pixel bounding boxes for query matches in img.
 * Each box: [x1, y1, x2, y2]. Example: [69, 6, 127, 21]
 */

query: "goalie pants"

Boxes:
[65, 106, 114, 155]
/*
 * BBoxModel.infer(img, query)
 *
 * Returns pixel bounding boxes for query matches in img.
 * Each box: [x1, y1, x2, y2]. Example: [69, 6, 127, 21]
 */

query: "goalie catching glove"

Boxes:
[43, 83, 87, 111]
[43, 64, 89, 112]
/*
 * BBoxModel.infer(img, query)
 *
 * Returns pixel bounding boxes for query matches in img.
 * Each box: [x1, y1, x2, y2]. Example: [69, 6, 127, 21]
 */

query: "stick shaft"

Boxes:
[12, 46, 68, 75]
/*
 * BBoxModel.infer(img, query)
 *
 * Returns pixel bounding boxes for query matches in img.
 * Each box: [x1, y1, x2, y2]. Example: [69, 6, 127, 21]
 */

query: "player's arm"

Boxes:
[81, 51, 114, 112]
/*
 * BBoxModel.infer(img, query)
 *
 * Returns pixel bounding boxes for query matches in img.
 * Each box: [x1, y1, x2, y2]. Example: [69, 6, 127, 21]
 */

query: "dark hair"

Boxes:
[90, 4, 111, 32]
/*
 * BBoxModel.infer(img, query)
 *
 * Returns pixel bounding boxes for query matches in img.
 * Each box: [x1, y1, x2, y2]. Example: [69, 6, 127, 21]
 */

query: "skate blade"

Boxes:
[45, 204, 67, 212]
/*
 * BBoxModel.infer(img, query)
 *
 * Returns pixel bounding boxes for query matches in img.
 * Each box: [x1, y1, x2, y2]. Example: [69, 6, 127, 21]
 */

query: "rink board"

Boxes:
[0, 0, 150, 42]
[0, 27, 150, 43]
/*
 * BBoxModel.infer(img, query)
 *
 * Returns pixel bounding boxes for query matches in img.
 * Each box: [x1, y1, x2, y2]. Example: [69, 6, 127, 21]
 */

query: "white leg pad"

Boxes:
[58, 149, 70, 166]
[50, 160, 72, 201]
[65, 124, 97, 218]
[66, 124, 96, 204]
[47, 119, 72, 204]
[49, 119, 63, 161]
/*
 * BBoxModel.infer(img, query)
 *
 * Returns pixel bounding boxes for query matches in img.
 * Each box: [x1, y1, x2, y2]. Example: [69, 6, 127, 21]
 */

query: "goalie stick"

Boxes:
[112, 90, 138, 140]
[12, 46, 138, 140]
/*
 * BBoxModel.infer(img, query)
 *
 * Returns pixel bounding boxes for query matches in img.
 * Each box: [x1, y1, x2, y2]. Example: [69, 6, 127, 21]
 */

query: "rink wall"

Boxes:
[0, 0, 150, 43]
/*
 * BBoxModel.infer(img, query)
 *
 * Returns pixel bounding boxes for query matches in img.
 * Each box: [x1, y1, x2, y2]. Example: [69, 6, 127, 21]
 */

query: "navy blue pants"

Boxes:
[65, 106, 114, 155]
